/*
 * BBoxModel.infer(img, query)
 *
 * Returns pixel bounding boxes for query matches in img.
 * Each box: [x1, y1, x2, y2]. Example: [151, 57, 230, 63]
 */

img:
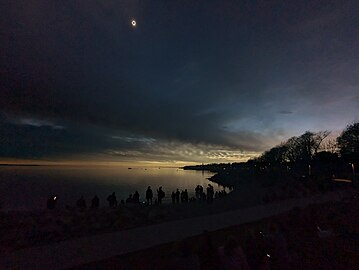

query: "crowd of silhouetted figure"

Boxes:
[167, 193, 359, 270]
[170, 226, 290, 270]
[46, 184, 228, 210]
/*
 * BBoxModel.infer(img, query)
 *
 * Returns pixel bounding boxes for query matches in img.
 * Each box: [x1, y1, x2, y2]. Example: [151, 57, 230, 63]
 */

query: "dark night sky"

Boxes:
[1, 0, 359, 164]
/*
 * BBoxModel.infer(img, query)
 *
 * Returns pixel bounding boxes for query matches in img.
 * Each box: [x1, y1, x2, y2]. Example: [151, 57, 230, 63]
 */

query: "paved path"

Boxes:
[0, 190, 353, 270]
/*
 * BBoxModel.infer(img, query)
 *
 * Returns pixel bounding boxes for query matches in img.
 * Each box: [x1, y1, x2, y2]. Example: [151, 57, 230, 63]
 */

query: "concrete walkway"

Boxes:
[0, 190, 353, 270]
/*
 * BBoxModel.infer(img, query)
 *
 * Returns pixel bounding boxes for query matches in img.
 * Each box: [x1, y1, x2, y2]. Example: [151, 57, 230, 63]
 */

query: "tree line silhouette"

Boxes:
[185, 122, 359, 186]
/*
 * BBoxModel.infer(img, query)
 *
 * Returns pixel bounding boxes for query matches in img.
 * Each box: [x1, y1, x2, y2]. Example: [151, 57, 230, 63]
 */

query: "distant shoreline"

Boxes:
[0, 164, 41, 167]
[182, 166, 236, 188]
[0, 164, 184, 168]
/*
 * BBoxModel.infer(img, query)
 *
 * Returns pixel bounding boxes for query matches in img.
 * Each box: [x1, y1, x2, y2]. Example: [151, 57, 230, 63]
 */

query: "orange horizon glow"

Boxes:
[0, 158, 203, 168]
[0, 150, 259, 167]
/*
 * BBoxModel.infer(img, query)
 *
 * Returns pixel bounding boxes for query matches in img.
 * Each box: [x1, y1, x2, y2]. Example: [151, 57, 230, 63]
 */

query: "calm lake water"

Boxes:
[0, 166, 228, 210]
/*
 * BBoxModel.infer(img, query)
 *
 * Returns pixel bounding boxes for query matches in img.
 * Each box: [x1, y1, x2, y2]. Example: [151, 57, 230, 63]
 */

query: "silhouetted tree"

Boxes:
[283, 136, 300, 163]
[257, 131, 330, 165]
[298, 131, 330, 161]
[321, 138, 339, 153]
[282, 131, 329, 163]
[337, 122, 359, 161]
[259, 144, 288, 165]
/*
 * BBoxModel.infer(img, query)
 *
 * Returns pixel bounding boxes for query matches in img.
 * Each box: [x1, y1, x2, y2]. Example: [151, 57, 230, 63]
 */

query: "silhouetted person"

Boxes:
[157, 186, 165, 204]
[126, 194, 133, 203]
[207, 184, 214, 203]
[218, 236, 250, 270]
[91, 195, 99, 209]
[195, 185, 200, 200]
[133, 190, 140, 203]
[76, 195, 86, 210]
[184, 189, 189, 202]
[172, 239, 200, 270]
[199, 185, 204, 195]
[181, 190, 185, 203]
[176, 188, 180, 204]
[107, 192, 117, 208]
[171, 191, 176, 204]
[47, 195, 57, 210]
[198, 231, 220, 270]
[146, 186, 153, 205]
[265, 223, 290, 269]
[246, 230, 267, 270]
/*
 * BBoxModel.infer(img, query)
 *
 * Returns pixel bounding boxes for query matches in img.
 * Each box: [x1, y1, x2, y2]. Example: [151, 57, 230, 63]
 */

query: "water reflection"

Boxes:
[0, 166, 230, 210]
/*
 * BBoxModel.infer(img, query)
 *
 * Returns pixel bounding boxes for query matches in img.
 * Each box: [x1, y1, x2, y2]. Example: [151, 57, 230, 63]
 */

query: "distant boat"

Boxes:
[128, 168, 132, 170]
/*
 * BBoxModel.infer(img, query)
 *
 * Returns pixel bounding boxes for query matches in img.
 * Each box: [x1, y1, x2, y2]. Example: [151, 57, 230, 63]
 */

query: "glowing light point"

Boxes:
[131, 20, 137, 27]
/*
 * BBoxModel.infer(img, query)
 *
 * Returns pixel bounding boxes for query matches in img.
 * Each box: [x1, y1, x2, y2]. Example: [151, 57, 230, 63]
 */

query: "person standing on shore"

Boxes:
[76, 195, 86, 210]
[195, 185, 200, 200]
[91, 195, 99, 209]
[181, 190, 185, 203]
[175, 188, 180, 204]
[133, 191, 140, 203]
[171, 191, 176, 204]
[199, 185, 204, 201]
[107, 192, 117, 208]
[47, 195, 57, 210]
[184, 189, 189, 202]
[207, 184, 214, 204]
[157, 186, 165, 204]
[146, 186, 153, 205]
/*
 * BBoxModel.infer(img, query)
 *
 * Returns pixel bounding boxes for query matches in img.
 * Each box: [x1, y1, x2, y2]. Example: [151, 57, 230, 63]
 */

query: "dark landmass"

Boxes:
[185, 124, 359, 190]
[0, 164, 41, 167]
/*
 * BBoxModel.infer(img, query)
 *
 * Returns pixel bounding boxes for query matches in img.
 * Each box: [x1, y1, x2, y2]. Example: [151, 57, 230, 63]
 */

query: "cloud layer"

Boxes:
[1, 0, 359, 163]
